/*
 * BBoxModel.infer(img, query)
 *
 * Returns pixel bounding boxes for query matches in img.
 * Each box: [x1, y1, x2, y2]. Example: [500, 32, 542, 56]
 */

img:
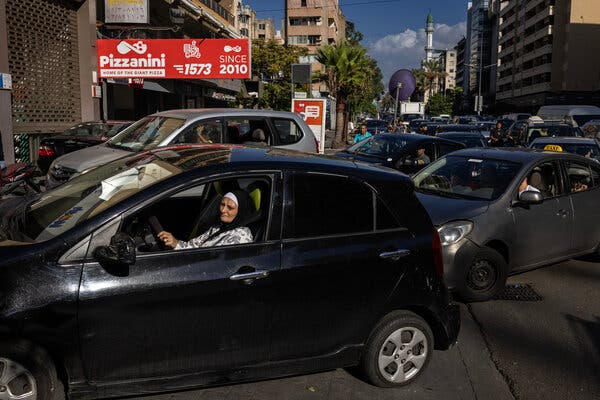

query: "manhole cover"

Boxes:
[494, 284, 543, 301]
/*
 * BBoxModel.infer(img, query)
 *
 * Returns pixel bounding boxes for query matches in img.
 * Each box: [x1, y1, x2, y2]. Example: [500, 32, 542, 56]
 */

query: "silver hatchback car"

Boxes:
[47, 109, 318, 187]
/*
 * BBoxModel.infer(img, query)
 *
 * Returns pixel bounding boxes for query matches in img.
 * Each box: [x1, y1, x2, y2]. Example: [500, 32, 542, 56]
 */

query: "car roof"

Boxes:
[530, 137, 598, 144]
[150, 108, 301, 120]
[122, 145, 413, 184]
[437, 132, 485, 137]
[447, 147, 572, 163]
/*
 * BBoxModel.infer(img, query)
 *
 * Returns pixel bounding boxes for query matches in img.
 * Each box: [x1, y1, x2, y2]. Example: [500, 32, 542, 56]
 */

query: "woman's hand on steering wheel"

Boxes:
[157, 231, 178, 249]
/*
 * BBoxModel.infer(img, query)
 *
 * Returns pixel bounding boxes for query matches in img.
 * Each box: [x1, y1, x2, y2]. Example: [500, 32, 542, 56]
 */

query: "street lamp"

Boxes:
[393, 82, 403, 124]
[466, 62, 496, 115]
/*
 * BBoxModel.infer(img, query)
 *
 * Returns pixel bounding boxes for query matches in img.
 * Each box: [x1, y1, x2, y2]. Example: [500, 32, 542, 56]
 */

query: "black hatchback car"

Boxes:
[336, 134, 465, 174]
[0, 146, 459, 400]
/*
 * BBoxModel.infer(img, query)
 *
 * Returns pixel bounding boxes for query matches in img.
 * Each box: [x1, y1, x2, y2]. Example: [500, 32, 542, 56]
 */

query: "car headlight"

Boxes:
[437, 221, 473, 246]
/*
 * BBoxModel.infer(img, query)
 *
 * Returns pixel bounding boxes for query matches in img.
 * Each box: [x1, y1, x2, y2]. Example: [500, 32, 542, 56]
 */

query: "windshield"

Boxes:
[445, 136, 486, 148]
[13, 150, 186, 243]
[346, 135, 408, 157]
[109, 116, 185, 151]
[413, 155, 522, 200]
[532, 142, 600, 161]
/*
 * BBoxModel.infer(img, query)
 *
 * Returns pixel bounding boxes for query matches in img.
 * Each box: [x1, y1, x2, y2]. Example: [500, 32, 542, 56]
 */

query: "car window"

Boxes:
[565, 161, 593, 193]
[376, 198, 402, 230]
[288, 174, 373, 238]
[122, 176, 272, 253]
[438, 142, 463, 157]
[225, 118, 271, 145]
[413, 155, 522, 200]
[353, 136, 407, 157]
[110, 116, 186, 151]
[272, 118, 303, 145]
[175, 119, 223, 145]
[524, 162, 562, 198]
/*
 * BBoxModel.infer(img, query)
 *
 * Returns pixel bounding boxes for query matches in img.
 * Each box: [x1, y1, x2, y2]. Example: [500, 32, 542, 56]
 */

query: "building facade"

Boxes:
[455, 37, 467, 91]
[0, 0, 244, 164]
[237, 2, 255, 38]
[495, 0, 600, 112]
[466, 0, 494, 113]
[439, 50, 458, 92]
[254, 18, 276, 41]
[286, 0, 346, 95]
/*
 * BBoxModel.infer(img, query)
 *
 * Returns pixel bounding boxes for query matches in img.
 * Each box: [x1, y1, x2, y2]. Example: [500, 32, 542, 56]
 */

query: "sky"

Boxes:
[246, 0, 469, 87]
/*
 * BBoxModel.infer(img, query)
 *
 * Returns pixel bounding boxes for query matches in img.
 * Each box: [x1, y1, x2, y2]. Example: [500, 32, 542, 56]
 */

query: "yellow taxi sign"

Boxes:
[543, 144, 563, 152]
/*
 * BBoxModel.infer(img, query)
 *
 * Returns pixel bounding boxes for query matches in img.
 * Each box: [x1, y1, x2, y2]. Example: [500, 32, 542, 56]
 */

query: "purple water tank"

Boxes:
[388, 69, 416, 101]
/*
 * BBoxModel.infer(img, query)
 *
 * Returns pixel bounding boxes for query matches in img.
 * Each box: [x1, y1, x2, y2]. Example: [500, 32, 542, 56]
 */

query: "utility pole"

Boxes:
[393, 83, 403, 124]
[284, 0, 288, 47]
[477, 29, 483, 115]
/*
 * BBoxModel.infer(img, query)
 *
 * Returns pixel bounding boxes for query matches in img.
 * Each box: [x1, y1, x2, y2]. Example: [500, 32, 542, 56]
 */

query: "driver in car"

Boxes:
[157, 190, 254, 249]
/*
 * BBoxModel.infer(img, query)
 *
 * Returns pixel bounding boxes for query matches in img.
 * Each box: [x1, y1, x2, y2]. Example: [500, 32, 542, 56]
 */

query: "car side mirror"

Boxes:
[518, 190, 543, 204]
[93, 232, 136, 275]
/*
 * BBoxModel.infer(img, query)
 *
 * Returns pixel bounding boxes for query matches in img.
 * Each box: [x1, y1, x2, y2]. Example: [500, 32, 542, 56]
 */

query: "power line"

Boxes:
[254, 0, 406, 13]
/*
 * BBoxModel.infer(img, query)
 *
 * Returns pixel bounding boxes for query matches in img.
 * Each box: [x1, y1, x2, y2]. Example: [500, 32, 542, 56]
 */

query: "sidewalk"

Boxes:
[127, 305, 514, 400]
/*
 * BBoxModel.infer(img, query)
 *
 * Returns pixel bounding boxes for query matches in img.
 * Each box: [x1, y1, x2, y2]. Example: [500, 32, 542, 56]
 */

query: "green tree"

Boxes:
[425, 93, 452, 116]
[421, 59, 447, 97]
[345, 20, 364, 45]
[316, 41, 376, 148]
[243, 39, 307, 110]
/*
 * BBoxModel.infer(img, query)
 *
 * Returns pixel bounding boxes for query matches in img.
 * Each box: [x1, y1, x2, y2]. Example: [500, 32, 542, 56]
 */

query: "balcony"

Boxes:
[525, 0, 547, 14]
[521, 82, 551, 95]
[520, 43, 553, 64]
[196, 0, 234, 25]
[500, 1, 516, 19]
[498, 75, 514, 86]
[524, 25, 552, 47]
[525, 6, 553, 30]
[501, 12, 516, 30]
[521, 63, 552, 80]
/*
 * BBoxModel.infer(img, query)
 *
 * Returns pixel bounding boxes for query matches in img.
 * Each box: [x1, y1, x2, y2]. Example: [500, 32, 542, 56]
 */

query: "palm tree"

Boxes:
[421, 59, 447, 98]
[317, 41, 371, 148]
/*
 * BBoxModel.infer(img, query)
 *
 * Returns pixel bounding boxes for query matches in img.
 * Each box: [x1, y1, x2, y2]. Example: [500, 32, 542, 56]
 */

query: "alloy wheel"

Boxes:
[377, 326, 428, 383]
[0, 357, 37, 400]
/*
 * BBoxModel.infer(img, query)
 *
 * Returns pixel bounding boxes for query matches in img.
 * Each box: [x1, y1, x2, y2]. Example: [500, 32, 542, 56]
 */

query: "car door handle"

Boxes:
[229, 269, 269, 284]
[379, 249, 411, 261]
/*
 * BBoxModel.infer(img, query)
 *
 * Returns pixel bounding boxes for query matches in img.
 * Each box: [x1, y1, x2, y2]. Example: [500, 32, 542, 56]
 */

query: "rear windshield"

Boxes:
[413, 155, 522, 200]
[526, 125, 577, 142]
[573, 115, 600, 126]
[109, 116, 186, 151]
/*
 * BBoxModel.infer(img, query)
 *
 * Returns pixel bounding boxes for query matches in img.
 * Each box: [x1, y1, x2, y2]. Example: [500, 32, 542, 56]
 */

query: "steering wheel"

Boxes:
[147, 215, 169, 251]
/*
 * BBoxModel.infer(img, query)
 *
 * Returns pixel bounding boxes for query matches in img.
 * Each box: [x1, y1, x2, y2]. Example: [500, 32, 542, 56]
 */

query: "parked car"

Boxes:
[529, 137, 600, 162]
[457, 116, 480, 125]
[335, 133, 465, 174]
[408, 119, 427, 132]
[436, 132, 488, 148]
[0, 145, 459, 399]
[46, 109, 319, 189]
[412, 148, 600, 301]
[37, 121, 133, 173]
[581, 119, 600, 138]
[501, 113, 531, 121]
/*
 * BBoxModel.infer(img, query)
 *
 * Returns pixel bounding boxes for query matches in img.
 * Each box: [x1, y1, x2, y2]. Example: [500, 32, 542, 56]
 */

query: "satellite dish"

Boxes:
[388, 69, 416, 101]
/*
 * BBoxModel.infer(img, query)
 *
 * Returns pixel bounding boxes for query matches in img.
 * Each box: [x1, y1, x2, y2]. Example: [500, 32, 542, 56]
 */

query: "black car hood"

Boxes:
[415, 191, 489, 225]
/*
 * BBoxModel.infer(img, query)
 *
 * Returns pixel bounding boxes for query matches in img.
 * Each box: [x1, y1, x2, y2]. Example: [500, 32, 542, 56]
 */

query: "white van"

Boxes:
[537, 105, 600, 127]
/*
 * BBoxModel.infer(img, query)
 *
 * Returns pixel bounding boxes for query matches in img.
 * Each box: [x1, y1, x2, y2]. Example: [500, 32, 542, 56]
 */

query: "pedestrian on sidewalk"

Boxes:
[353, 123, 373, 143]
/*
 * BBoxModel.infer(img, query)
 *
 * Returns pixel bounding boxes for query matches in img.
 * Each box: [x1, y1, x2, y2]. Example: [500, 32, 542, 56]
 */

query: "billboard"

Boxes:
[104, 0, 149, 24]
[293, 99, 327, 154]
[97, 39, 251, 79]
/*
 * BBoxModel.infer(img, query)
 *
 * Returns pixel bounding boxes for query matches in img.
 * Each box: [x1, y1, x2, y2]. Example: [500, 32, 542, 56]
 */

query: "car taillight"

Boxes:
[38, 146, 55, 157]
[432, 230, 444, 277]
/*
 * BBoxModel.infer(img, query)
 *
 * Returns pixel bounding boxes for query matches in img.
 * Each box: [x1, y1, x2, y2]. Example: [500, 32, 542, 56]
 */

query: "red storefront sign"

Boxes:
[97, 39, 250, 79]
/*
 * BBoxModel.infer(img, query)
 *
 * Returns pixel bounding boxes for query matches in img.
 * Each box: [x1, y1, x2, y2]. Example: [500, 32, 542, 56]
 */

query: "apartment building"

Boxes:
[254, 18, 276, 41]
[466, 0, 494, 111]
[496, 0, 600, 111]
[286, 0, 346, 95]
[237, 2, 255, 38]
[455, 37, 467, 90]
[439, 50, 458, 92]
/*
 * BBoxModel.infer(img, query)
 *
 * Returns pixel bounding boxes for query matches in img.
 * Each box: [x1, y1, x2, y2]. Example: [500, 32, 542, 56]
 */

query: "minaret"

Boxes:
[425, 12, 434, 61]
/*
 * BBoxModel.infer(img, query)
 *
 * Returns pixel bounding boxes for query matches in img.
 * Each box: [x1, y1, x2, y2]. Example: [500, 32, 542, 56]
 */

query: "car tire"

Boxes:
[459, 247, 508, 302]
[361, 311, 433, 387]
[0, 341, 63, 400]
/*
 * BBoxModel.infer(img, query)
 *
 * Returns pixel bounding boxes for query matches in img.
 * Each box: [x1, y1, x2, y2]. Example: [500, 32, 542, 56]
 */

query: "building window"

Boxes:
[301, 0, 307, 6]
[289, 35, 308, 45]
[258, 23, 265, 30]
[308, 35, 321, 45]
[240, 28, 249, 37]
[259, 34, 265, 39]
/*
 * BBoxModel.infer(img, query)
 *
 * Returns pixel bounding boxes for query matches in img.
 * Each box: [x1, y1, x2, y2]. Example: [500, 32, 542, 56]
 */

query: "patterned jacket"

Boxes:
[175, 226, 253, 250]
